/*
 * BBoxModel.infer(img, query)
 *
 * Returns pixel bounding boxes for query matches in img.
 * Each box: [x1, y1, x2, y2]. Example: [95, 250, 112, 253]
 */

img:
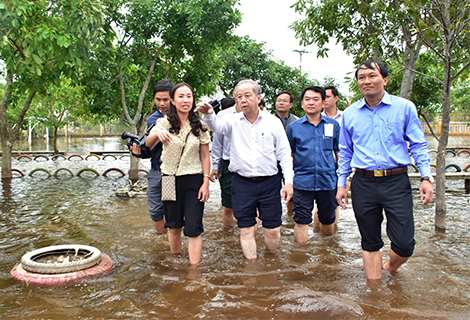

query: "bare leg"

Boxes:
[222, 207, 235, 228]
[313, 208, 320, 228]
[287, 200, 294, 214]
[254, 210, 260, 232]
[315, 206, 339, 229]
[320, 223, 335, 236]
[240, 226, 257, 259]
[363, 250, 383, 280]
[294, 223, 309, 243]
[152, 219, 167, 234]
[265, 227, 281, 252]
[168, 228, 183, 254]
[188, 235, 202, 266]
[383, 249, 409, 272]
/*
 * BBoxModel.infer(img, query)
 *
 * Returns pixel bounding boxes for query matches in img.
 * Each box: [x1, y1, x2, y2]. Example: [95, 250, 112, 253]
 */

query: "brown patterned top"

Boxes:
[156, 116, 211, 176]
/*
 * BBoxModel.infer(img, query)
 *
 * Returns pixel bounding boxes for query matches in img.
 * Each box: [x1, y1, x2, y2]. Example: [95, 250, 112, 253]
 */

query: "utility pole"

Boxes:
[293, 49, 309, 73]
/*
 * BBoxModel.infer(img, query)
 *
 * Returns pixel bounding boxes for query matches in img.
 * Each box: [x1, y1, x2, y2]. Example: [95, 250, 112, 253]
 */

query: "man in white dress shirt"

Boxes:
[196, 79, 294, 260]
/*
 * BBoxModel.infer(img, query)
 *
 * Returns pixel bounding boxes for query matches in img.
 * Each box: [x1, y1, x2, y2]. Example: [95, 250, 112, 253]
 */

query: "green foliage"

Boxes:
[291, 0, 404, 64]
[82, 0, 242, 129]
[30, 78, 87, 131]
[0, 0, 106, 177]
[386, 53, 443, 118]
[319, 76, 350, 110]
[218, 35, 318, 117]
[0, 0, 106, 129]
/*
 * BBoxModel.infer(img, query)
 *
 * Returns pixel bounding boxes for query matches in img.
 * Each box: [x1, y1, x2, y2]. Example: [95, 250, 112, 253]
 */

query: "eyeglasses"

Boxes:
[276, 99, 290, 103]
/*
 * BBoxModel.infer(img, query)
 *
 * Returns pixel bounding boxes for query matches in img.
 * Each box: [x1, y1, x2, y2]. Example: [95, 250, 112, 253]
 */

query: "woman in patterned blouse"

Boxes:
[147, 83, 211, 266]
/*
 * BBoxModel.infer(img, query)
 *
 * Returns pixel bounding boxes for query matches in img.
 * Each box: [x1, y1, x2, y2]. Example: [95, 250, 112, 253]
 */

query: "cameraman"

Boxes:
[130, 80, 174, 234]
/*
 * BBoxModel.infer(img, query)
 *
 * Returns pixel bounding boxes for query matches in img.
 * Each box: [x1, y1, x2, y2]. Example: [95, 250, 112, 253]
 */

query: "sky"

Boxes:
[234, 0, 355, 94]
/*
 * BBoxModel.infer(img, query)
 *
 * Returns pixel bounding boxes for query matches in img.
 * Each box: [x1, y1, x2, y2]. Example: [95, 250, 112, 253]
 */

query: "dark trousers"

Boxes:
[351, 172, 415, 257]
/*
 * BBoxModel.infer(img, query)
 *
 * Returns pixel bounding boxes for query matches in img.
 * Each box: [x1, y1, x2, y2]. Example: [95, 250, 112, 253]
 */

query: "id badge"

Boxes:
[324, 123, 334, 137]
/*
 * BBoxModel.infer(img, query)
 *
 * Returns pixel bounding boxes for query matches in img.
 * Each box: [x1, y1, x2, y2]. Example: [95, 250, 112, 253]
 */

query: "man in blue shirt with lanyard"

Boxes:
[336, 60, 434, 280]
[287, 86, 340, 241]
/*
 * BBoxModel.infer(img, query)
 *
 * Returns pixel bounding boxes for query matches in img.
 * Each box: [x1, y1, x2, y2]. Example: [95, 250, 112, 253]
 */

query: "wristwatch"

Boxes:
[421, 175, 434, 183]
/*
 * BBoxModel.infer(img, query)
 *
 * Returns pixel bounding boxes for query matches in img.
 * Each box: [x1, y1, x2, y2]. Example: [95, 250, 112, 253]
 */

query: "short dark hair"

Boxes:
[355, 60, 388, 79]
[233, 77, 248, 90]
[300, 86, 326, 101]
[324, 85, 338, 97]
[259, 98, 266, 107]
[153, 79, 174, 97]
[276, 91, 294, 103]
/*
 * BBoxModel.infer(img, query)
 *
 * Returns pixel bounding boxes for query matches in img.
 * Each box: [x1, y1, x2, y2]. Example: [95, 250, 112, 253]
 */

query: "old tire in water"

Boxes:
[77, 168, 100, 177]
[68, 154, 84, 161]
[103, 154, 117, 160]
[102, 168, 125, 177]
[11, 253, 113, 286]
[446, 149, 457, 157]
[457, 149, 470, 157]
[51, 154, 67, 161]
[53, 168, 74, 178]
[28, 168, 52, 178]
[20, 244, 102, 274]
[12, 169, 25, 177]
[445, 163, 462, 172]
[34, 154, 50, 161]
[85, 153, 101, 160]
[17, 155, 33, 161]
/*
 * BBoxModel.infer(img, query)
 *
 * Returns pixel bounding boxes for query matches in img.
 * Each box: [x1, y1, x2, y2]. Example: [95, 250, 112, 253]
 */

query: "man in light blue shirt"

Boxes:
[336, 60, 434, 280]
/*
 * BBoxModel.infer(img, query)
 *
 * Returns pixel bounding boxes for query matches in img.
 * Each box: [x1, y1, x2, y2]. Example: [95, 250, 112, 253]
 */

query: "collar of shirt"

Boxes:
[358, 91, 392, 110]
[236, 109, 266, 123]
[322, 108, 343, 120]
[275, 111, 291, 120]
[300, 114, 328, 126]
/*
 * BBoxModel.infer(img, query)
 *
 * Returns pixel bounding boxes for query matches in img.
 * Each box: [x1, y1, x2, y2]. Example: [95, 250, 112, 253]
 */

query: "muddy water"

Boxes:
[1, 137, 470, 319]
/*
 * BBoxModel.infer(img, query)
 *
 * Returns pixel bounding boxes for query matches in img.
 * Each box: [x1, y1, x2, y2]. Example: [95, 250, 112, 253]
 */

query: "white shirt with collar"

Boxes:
[203, 111, 294, 185]
[322, 107, 343, 127]
[211, 106, 236, 170]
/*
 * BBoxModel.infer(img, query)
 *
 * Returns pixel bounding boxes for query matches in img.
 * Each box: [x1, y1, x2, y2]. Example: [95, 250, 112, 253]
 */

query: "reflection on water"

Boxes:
[1, 137, 470, 319]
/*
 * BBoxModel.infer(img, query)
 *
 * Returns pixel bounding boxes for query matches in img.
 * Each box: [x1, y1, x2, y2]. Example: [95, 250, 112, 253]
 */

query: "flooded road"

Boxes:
[1, 137, 470, 319]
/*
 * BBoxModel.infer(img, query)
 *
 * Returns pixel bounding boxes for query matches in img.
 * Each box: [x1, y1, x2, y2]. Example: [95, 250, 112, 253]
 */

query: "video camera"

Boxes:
[208, 99, 222, 114]
[121, 124, 161, 159]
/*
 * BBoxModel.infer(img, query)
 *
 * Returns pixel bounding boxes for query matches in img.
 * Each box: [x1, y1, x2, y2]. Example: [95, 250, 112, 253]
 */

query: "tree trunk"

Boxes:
[129, 155, 140, 183]
[434, 58, 452, 232]
[53, 126, 59, 154]
[399, 34, 421, 100]
[1, 138, 13, 179]
[127, 123, 140, 183]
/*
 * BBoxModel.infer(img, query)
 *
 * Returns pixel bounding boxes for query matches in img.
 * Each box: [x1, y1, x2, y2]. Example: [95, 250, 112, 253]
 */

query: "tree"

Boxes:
[293, 0, 470, 230]
[0, 0, 105, 178]
[404, 0, 470, 231]
[218, 35, 318, 116]
[30, 78, 87, 154]
[291, 0, 423, 99]
[83, 0, 241, 182]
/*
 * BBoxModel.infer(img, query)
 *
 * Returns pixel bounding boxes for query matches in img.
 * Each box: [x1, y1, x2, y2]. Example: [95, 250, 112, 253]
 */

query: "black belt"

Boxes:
[235, 173, 276, 183]
[355, 166, 407, 177]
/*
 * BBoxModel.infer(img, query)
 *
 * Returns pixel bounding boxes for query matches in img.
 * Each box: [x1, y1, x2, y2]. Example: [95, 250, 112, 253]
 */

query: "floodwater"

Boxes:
[1, 136, 470, 319]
